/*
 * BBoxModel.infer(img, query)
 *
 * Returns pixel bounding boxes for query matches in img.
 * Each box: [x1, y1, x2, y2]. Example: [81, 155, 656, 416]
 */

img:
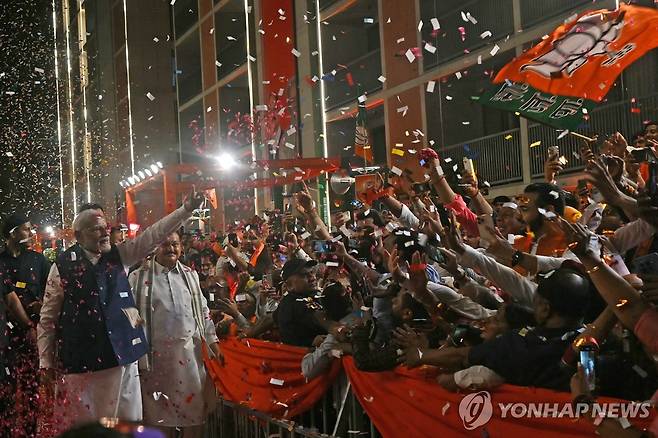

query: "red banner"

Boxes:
[204, 338, 341, 419]
[343, 357, 655, 438]
[205, 340, 656, 436]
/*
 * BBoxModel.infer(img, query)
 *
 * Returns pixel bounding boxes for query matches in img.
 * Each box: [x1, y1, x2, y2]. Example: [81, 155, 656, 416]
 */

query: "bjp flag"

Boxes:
[206, 188, 218, 209]
[354, 87, 374, 163]
[479, 4, 658, 130]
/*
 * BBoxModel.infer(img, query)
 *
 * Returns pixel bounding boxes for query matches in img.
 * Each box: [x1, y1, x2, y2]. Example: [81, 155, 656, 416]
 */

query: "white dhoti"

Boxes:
[53, 362, 142, 434]
[140, 336, 215, 427]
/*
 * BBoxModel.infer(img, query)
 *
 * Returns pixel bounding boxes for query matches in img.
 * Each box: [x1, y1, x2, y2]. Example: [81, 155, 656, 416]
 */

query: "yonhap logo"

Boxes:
[458, 391, 493, 430]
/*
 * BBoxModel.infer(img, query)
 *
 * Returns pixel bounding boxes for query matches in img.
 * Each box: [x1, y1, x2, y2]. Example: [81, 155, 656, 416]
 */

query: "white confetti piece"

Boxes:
[442, 402, 450, 415]
[477, 55, 482, 64]
[508, 234, 516, 244]
[404, 49, 415, 63]
[169, 0, 176, 4]
[358, 94, 367, 103]
[255, 104, 268, 111]
[480, 30, 492, 39]
[460, 11, 468, 22]
[390, 166, 403, 176]
[291, 48, 301, 57]
[455, 71, 462, 79]
[270, 378, 284, 386]
[5, 152, 14, 157]
[146, 92, 155, 101]
[326, 261, 340, 267]
[235, 294, 247, 302]
[396, 37, 405, 44]
[424, 43, 436, 54]
[285, 142, 295, 149]
[490, 44, 500, 56]
[364, 17, 374, 24]
[417, 20, 423, 31]
[426, 81, 436, 93]
[466, 12, 478, 24]
[286, 126, 296, 136]
[227, 36, 237, 41]
[70, 252, 77, 261]
[300, 231, 311, 240]
[445, 95, 453, 101]
[215, 60, 222, 67]
[34, 67, 44, 74]
[431, 18, 440, 30]
[132, 338, 142, 345]
[378, 75, 386, 83]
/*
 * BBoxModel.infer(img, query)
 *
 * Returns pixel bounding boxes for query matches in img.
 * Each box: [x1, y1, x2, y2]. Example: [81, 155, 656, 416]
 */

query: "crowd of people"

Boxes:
[1, 121, 658, 437]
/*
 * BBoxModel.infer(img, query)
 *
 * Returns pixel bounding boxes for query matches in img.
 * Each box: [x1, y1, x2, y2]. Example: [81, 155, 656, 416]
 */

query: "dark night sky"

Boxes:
[0, 0, 59, 228]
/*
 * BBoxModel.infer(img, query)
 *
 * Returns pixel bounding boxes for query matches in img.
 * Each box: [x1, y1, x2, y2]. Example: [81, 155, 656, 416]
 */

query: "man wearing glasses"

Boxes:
[37, 192, 206, 434]
[0, 213, 49, 437]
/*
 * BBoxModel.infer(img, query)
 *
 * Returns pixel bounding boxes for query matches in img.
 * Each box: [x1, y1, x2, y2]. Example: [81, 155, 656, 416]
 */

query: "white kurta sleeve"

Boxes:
[454, 365, 505, 390]
[425, 281, 496, 320]
[612, 218, 656, 254]
[398, 204, 421, 229]
[459, 245, 536, 307]
[37, 263, 64, 369]
[117, 206, 192, 267]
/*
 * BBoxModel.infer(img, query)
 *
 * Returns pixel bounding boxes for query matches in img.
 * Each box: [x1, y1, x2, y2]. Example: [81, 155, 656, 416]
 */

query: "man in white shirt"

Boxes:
[130, 232, 219, 438]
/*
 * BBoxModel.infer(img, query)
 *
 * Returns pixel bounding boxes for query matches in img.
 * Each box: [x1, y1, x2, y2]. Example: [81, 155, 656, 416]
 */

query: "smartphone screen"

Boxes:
[579, 349, 596, 392]
[312, 240, 332, 253]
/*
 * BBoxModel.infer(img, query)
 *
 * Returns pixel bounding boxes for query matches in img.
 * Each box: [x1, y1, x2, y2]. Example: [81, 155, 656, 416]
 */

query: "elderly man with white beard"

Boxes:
[37, 191, 206, 434]
[130, 231, 219, 438]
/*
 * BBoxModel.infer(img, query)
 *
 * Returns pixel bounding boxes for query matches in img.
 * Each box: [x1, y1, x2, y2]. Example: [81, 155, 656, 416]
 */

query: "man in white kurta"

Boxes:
[37, 194, 204, 435]
[129, 232, 219, 438]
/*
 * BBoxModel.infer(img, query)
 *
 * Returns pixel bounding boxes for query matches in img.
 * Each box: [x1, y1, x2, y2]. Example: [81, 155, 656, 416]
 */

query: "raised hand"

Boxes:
[184, 185, 206, 212]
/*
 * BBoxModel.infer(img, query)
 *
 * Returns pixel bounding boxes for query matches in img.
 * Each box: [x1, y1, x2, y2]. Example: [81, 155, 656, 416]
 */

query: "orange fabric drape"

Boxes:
[204, 338, 341, 419]
[204, 341, 655, 436]
[342, 356, 655, 438]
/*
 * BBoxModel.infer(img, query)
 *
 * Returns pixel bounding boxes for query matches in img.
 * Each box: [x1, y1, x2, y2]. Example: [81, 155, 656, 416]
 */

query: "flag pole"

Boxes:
[569, 131, 594, 142]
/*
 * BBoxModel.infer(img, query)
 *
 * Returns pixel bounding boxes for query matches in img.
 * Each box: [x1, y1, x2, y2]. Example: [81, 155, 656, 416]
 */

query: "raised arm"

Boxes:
[562, 220, 647, 331]
[296, 189, 331, 240]
[117, 190, 204, 267]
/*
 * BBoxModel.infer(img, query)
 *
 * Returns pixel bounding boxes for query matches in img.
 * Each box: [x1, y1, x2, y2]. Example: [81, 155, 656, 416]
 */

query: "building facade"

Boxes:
[52, 0, 178, 226]
[52, 0, 658, 228]
[173, 0, 658, 224]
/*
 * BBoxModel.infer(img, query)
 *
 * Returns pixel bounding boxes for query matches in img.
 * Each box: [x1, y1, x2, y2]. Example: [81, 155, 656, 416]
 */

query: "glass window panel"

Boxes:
[176, 29, 202, 104]
[174, 0, 199, 38]
[215, 0, 247, 81]
[320, 0, 382, 109]
[179, 101, 205, 163]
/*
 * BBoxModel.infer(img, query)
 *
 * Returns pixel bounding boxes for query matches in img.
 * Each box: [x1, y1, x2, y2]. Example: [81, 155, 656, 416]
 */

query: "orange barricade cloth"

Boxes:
[203, 338, 341, 419]
[342, 357, 655, 438]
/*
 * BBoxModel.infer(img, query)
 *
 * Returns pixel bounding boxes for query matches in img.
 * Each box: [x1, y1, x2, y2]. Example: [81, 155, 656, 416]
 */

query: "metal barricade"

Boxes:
[204, 374, 381, 438]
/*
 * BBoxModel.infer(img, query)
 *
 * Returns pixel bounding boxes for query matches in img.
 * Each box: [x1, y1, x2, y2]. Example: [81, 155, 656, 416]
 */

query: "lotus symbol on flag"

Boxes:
[521, 12, 625, 78]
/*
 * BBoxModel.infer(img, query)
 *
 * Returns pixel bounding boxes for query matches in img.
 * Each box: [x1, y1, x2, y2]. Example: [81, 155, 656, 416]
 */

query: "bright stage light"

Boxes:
[217, 152, 237, 170]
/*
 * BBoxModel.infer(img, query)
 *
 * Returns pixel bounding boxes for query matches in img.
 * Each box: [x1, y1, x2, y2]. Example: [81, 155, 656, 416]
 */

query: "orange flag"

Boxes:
[206, 188, 218, 209]
[493, 4, 658, 102]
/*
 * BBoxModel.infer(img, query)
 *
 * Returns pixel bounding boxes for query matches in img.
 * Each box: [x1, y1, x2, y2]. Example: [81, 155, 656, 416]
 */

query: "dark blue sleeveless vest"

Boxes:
[55, 244, 148, 374]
